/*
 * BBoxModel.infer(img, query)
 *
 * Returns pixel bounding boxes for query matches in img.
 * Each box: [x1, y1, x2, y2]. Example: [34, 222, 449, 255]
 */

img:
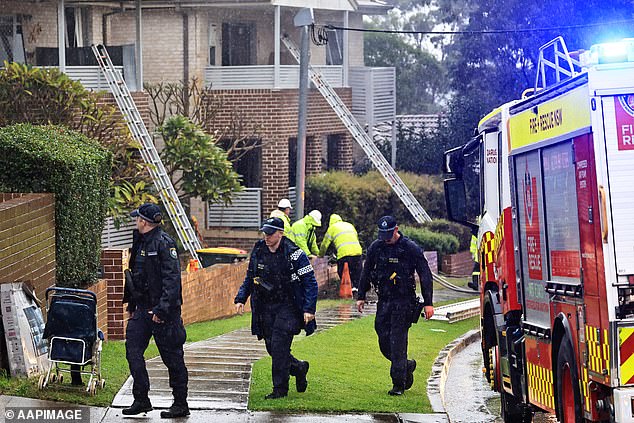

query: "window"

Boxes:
[221, 22, 255, 66]
[322, 134, 341, 170]
[325, 27, 343, 66]
[542, 142, 580, 282]
[0, 15, 25, 64]
[208, 23, 217, 66]
[514, 140, 580, 328]
[64, 7, 91, 49]
[288, 137, 297, 186]
[515, 150, 549, 327]
[232, 142, 261, 188]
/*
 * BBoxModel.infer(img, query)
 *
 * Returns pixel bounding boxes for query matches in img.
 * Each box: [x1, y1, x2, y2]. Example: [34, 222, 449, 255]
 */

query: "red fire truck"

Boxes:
[444, 37, 634, 422]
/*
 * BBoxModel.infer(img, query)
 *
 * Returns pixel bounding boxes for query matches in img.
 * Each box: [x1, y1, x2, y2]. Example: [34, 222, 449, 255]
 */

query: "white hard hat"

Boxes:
[309, 209, 322, 226]
[278, 198, 292, 209]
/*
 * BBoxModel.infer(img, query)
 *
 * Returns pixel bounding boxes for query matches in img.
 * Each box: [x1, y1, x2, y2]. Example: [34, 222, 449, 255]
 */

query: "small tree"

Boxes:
[158, 115, 242, 206]
[144, 78, 265, 163]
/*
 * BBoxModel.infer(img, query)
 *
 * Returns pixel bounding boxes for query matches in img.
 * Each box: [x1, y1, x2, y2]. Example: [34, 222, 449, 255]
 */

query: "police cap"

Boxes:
[377, 215, 397, 240]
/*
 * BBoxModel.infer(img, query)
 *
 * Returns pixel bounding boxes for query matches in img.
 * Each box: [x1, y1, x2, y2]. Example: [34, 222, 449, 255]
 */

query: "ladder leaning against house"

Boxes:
[281, 34, 432, 224]
[91, 44, 202, 263]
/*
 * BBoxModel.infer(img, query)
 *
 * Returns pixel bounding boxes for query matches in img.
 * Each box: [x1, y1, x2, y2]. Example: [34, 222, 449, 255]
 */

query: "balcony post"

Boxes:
[135, 0, 143, 90]
[274, 6, 281, 89]
[343, 11, 349, 86]
[57, 0, 65, 72]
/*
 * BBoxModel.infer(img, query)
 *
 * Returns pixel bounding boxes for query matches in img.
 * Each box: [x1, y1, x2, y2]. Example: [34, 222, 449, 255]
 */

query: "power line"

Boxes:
[324, 18, 634, 35]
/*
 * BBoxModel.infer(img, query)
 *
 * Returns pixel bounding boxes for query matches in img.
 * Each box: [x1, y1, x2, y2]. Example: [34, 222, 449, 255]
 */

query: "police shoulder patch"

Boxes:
[170, 248, 177, 259]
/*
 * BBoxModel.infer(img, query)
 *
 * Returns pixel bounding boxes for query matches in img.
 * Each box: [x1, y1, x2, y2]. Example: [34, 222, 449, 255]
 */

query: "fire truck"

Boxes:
[444, 37, 634, 422]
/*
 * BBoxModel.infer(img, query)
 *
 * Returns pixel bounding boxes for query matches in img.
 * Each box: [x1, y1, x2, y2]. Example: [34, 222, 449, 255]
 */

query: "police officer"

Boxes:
[357, 216, 434, 396]
[235, 217, 318, 399]
[122, 203, 189, 418]
[318, 214, 363, 293]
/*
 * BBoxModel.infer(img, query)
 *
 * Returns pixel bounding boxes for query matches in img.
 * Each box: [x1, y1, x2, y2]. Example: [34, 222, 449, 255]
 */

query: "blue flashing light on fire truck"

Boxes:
[444, 37, 634, 422]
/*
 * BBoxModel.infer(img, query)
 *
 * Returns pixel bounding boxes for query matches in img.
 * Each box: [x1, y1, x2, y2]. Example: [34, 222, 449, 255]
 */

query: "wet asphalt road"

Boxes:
[444, 341, 557, 423]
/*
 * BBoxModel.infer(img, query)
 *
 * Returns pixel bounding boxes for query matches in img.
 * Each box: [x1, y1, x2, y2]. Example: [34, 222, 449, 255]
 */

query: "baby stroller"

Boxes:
[40, 287, 105, 395]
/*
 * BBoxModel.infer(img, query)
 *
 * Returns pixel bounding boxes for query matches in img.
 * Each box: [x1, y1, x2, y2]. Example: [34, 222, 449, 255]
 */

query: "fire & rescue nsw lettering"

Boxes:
[509, 86, 591, 151]
[529, 109, 563, 135]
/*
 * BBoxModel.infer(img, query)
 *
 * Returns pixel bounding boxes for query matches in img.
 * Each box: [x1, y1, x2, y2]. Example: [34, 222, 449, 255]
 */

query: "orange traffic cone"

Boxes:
[186, 259, 200, 273]
[339, 262, 353, 299]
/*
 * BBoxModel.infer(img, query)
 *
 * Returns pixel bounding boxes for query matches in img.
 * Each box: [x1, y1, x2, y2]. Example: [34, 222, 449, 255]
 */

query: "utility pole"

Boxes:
[293, 8, 313, 219]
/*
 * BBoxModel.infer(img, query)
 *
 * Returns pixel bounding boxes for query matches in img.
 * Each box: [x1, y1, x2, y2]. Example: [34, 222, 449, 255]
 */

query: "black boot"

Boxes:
[265, 390, 288, 399]
[405, 359, 417, 390]
[160, 403, 190, 418]
[388, 386, 404, 396]
[122, 399, 153, 415]
[295, 361, 309, 393]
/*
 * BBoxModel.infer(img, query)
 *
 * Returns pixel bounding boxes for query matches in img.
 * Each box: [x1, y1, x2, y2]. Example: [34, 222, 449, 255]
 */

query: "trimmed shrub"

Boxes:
[0, 124, 112, 287]
[420, 218, 472, 251]
[399, 225, 459, 255]
[305, 171, 446, 248]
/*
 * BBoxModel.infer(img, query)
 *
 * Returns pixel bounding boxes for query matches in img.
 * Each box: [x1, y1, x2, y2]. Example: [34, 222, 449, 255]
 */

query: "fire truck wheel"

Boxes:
[556, 337, 583, 423]
[500, 392, 533, 423]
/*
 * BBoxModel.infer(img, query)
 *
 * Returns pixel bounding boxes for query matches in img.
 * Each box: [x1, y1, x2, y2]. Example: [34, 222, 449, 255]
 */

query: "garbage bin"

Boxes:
[197, 247, 248, 268]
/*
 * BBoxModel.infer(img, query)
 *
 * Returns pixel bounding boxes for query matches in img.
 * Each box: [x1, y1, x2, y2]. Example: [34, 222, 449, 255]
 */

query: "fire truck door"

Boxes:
[574, 133, 610, 389]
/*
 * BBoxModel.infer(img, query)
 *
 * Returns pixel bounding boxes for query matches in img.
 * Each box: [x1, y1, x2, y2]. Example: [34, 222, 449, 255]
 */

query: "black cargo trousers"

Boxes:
[125, 308, 188, 404]
[374, 296, 414, 389]
[260, 301, 304, 394]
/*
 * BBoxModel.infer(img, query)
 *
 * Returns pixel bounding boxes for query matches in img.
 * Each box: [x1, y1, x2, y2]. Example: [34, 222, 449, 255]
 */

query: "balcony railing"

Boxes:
[205, 65, 343, 89]
[349, 66, 396, 126]
[64, 66, 124, 91]
[208, 188, 262, 228]
[101, 217, 135, 248]
[31, 65, 124, 91]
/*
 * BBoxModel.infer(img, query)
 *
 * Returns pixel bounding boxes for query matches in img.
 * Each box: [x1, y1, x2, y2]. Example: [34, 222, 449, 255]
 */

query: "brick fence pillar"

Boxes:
[101, 248, 128, 340]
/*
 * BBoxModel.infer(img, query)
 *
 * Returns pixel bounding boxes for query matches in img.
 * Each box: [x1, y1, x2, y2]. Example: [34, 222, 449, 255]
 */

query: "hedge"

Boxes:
[420, 218, 472, 251]
[305, 171, 446, 248]
[0, 124, 112, 287]
[399, 225, 459, 255]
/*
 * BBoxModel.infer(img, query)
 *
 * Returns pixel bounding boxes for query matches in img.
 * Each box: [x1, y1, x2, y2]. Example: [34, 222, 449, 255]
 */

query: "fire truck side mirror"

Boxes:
[444, 178, 478, 231]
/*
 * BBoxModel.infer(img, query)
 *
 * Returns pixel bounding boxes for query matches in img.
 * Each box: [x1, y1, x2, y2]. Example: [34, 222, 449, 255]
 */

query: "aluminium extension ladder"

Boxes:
[281, 34, 431, 223]
[91, 44, 202, 262]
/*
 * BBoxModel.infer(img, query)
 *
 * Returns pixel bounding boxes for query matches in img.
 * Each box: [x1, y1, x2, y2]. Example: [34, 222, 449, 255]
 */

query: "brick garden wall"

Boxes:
[0, 194, 56, 301]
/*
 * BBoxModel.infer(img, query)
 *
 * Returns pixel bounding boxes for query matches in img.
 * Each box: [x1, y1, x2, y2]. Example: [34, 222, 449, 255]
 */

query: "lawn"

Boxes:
[248, 314, 479, 413]
[0, 299, 350, 406]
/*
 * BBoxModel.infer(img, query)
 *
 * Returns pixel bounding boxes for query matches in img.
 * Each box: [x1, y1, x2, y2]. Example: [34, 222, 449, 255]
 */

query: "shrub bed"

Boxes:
[0, 124, 112, 287]
[306, 171, 446, 248]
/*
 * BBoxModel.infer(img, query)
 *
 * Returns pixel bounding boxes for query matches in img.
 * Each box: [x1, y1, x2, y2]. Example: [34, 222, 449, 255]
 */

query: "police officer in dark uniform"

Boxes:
[235, 217, 318, 399]
[122, 203, 189, 418]
[357, 216, 434, 396]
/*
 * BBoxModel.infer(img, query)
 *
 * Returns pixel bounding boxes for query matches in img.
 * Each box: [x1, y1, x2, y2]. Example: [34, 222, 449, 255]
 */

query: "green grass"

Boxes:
[248, 314, 479, 413]
[0, 312, 253, 406]
[0, 299, 352, 406]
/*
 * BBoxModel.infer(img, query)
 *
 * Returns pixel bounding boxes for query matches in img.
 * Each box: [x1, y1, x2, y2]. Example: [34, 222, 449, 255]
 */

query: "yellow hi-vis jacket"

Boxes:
[287, 214, 320, 256]
[470, 234, 479, 262]
[318, 214, 362, 259]
[269, 209, 292, 234]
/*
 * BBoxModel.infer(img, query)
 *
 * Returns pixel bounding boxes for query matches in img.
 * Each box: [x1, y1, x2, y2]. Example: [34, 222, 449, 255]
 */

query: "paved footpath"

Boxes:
[112, 302, 377, 411]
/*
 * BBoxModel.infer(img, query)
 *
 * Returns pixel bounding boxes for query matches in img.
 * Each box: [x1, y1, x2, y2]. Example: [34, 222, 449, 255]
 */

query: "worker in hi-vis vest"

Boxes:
[287, 210, 321, 257]
[318, 214, 363, 293]
[468, 233, 479, 291]
[269, 198, 293, 234]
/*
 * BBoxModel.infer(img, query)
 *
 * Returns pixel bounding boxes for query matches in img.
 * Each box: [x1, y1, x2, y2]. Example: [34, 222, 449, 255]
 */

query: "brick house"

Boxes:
[0, 0, 395, 250]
